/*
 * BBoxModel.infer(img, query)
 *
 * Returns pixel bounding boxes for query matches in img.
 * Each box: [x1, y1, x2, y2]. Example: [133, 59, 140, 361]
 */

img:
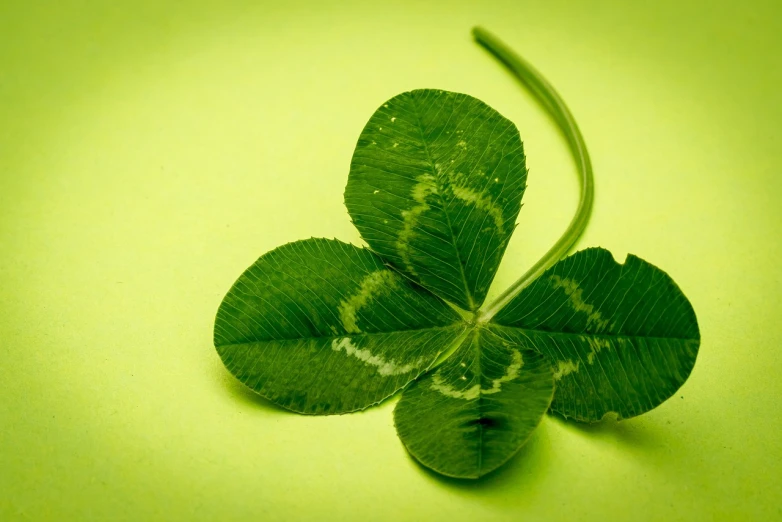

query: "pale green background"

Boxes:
[1, 0, 780, 520]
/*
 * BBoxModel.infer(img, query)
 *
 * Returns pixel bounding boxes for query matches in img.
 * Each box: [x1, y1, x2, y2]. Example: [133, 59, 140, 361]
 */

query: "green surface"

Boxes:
[1, 0, 781, 520]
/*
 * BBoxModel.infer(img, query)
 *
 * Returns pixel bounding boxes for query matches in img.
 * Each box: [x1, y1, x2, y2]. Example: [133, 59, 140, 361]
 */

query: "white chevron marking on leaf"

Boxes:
[338, 270, 399, 334]
[396, 173, 439, 275]
[549, 275, 610, 331]
[331, 337, 422, 376]
[552, 359, 580, 380]
[430, 350, 524, 400]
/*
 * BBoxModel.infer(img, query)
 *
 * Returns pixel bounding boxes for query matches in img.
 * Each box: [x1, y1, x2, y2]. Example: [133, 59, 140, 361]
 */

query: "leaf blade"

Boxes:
[214, 238, 465, 414]
[345, 89, 527, 310]
[394, 326, 554, 479]
[492, 247, 700, 421]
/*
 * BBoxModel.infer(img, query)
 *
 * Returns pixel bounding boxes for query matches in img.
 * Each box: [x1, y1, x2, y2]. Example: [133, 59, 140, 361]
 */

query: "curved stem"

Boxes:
[474, 26, 595, 322]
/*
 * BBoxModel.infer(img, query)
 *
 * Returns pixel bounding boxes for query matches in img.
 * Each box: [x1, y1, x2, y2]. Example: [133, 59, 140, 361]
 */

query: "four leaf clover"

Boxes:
[213, 30, 699, 480]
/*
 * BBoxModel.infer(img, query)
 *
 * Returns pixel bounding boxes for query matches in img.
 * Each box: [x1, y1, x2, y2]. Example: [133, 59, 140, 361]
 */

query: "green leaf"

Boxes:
[214, 238, 464, 414]
[345, 89, 527, 311]
[492, 248, 700, 422]
[394, 326, 554, 479]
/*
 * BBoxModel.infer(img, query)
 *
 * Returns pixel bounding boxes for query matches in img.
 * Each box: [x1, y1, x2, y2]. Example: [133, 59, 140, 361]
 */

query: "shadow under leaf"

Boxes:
[406, 420, 553, 493]
[547, 410, 669, 452]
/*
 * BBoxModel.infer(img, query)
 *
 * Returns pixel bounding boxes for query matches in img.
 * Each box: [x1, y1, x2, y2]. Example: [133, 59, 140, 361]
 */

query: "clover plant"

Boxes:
[213, 27, 700, 479]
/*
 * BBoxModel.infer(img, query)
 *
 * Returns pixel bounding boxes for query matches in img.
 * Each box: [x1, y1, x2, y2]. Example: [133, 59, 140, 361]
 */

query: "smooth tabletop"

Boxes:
[1, 1, 780, 520]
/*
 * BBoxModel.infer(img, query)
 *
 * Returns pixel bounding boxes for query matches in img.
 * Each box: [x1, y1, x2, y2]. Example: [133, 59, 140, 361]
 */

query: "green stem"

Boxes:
[474, 26, 595, 322]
